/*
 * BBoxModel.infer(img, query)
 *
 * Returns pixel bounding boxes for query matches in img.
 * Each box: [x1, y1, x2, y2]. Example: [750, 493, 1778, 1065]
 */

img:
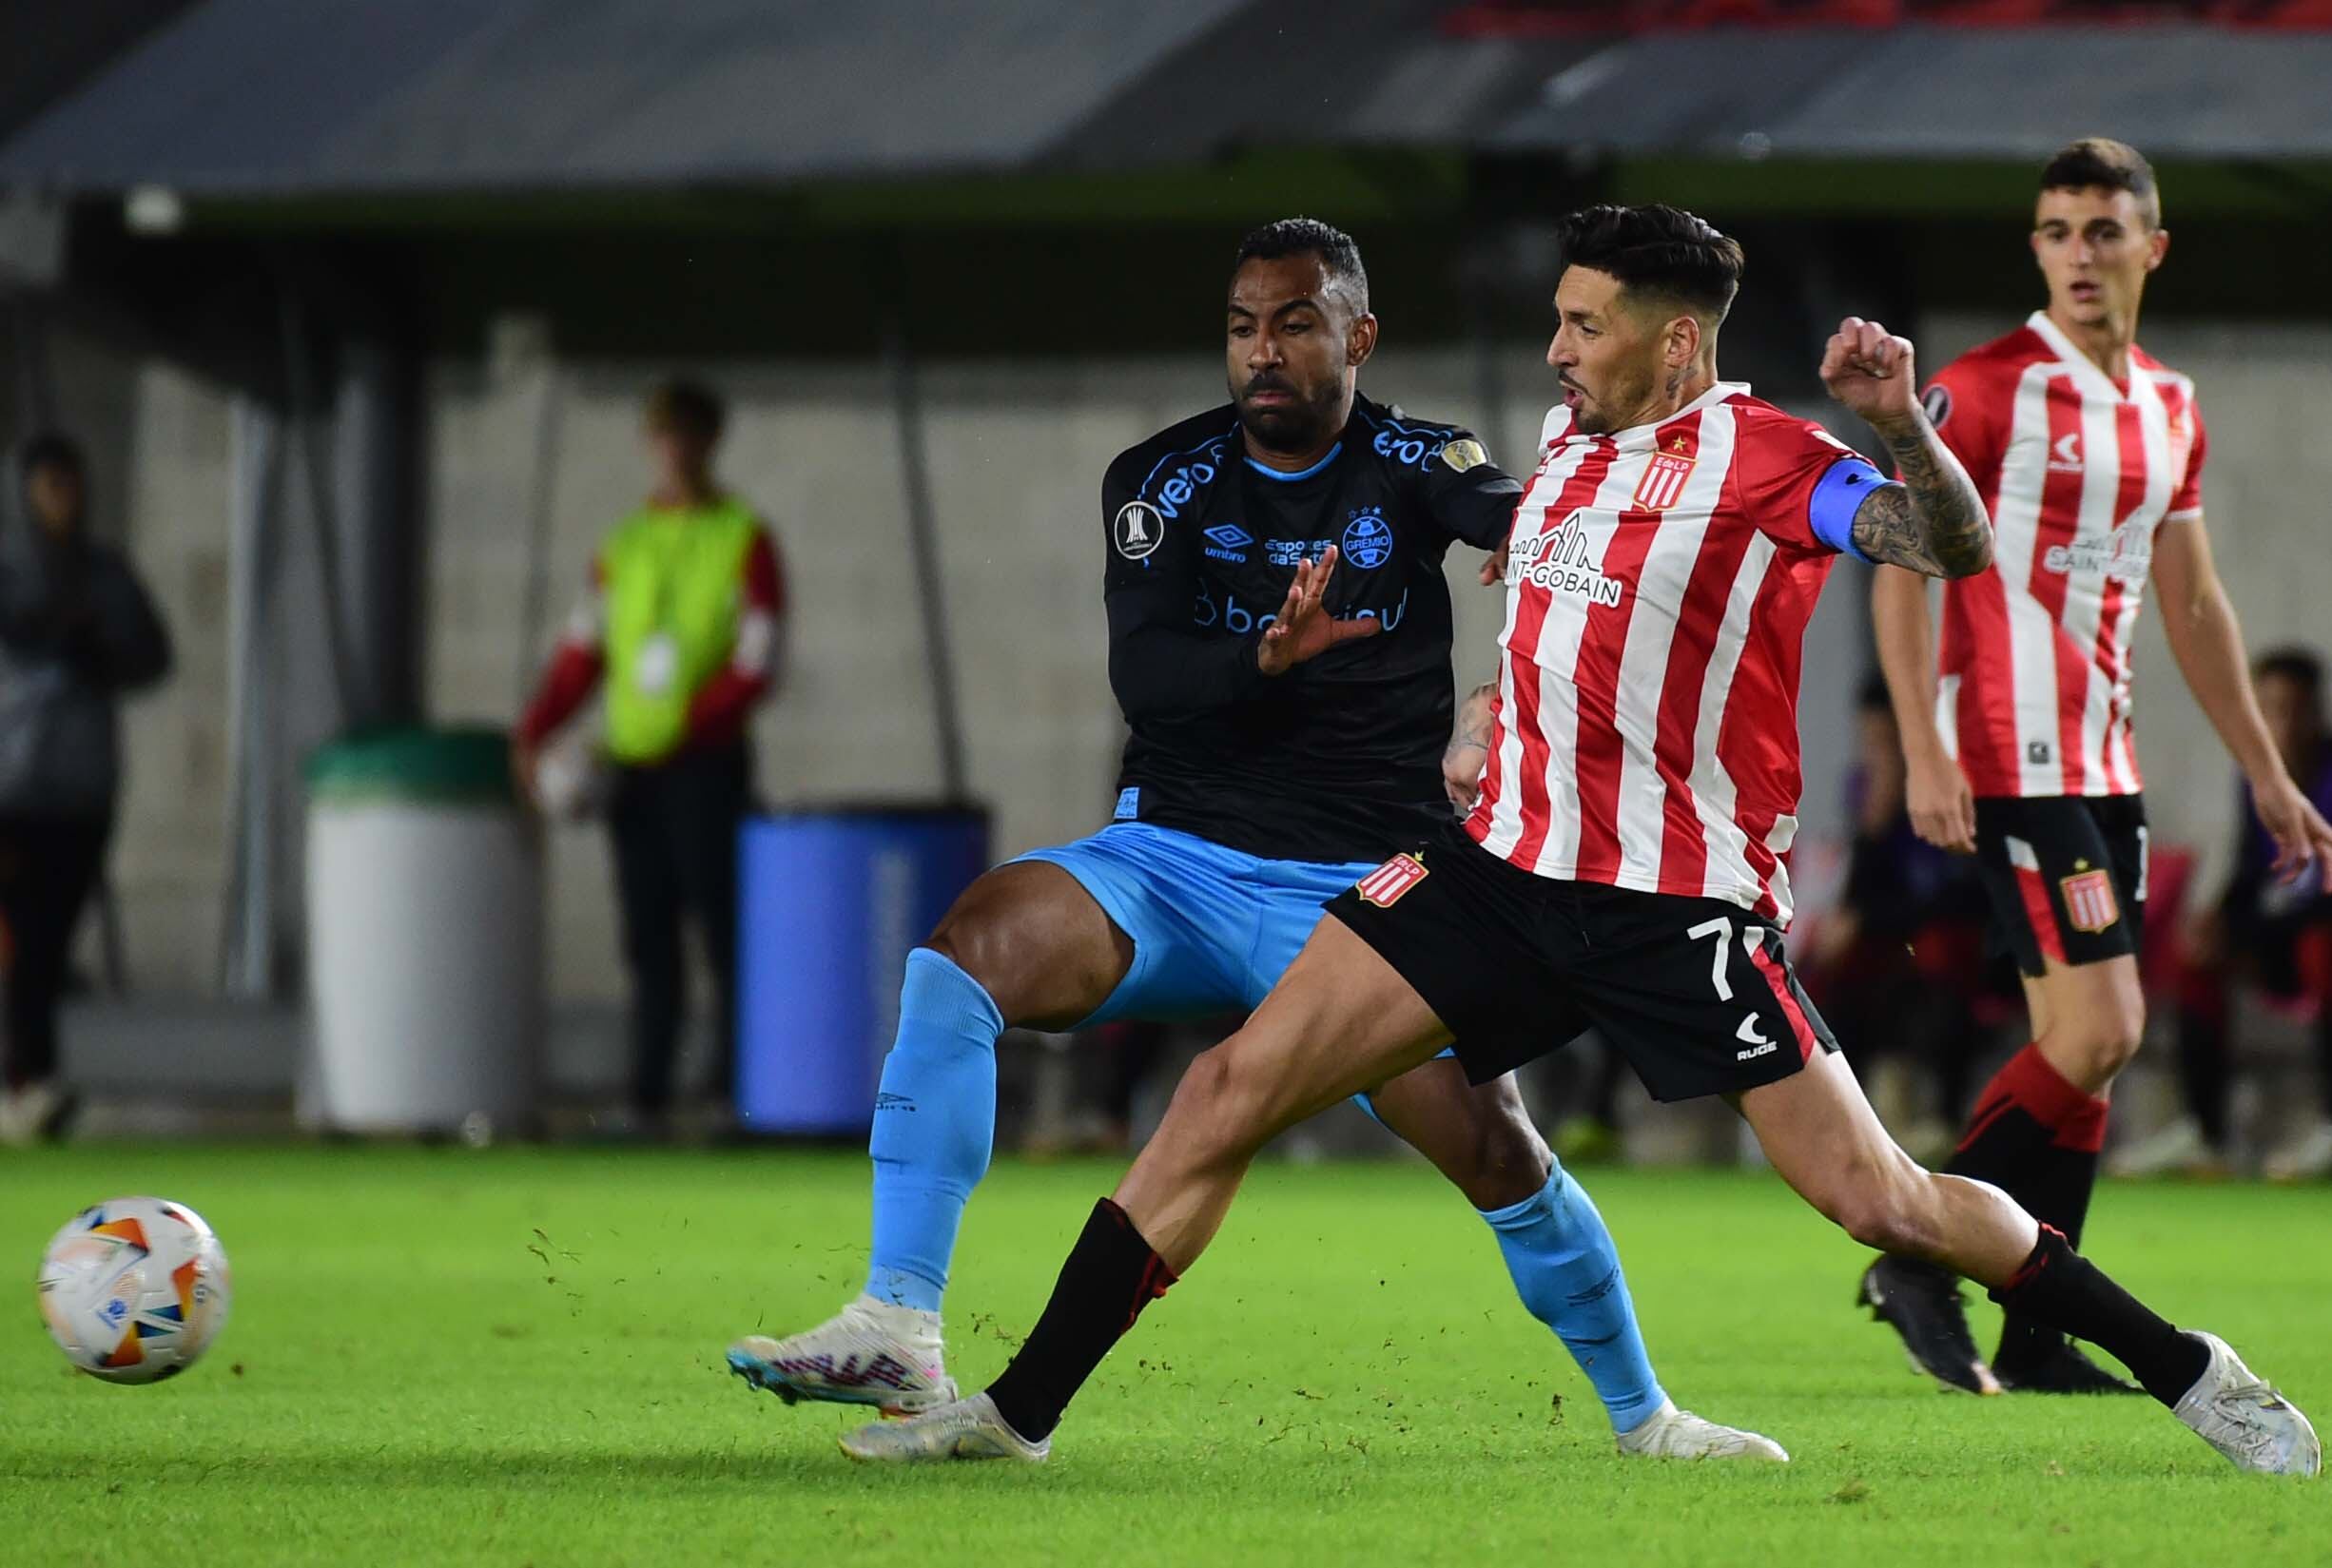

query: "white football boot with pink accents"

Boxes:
[729, 1295, 957, 1414]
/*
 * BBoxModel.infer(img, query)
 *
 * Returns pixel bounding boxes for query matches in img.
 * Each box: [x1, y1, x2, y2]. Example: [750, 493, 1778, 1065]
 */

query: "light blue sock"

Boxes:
[863, 948, 1004, 1313]
[1480, 1161, 1666, 1433]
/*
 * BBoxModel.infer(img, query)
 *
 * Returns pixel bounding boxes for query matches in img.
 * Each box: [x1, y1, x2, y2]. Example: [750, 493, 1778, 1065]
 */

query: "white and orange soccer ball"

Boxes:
[37, 1197, 231, 1384]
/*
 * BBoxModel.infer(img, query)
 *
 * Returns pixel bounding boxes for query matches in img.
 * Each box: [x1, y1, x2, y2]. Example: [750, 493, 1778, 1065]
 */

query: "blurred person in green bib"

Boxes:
[516, 380, 787, 1132]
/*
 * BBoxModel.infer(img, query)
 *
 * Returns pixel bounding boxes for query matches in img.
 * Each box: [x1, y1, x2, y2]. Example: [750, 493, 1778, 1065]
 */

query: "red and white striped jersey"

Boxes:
[1926, 311, 2206, 799]
[1464, 382, 1883, 925]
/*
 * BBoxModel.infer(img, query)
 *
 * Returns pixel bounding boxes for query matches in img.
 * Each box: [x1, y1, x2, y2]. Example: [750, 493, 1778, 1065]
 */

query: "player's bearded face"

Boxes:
[1547, 269, 1661, 436]
[1227, 257, 1363, 454]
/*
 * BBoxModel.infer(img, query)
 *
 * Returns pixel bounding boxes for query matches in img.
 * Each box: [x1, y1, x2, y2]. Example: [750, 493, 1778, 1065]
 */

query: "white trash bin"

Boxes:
[300, 728, 543, 1134]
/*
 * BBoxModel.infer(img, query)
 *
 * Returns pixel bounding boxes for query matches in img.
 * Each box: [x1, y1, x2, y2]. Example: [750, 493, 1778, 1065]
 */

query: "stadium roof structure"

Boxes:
[3, 0, 2329, 218]
[0, 0, 1254, 197]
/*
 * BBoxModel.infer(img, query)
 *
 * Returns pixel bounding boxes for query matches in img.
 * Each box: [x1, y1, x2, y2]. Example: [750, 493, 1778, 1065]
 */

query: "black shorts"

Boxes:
[1972, 795, 2147, 978]
[1326, 823, 1838, 1103]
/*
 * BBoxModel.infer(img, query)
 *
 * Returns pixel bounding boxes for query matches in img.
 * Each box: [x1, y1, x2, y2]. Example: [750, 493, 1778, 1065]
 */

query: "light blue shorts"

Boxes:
[1013, 822, 1375, 1027]
[1011, 822, 1453, 1110]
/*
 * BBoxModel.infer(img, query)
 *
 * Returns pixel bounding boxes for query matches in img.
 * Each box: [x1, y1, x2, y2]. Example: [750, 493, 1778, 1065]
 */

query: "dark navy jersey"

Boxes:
[1101, 393, 1523, 863]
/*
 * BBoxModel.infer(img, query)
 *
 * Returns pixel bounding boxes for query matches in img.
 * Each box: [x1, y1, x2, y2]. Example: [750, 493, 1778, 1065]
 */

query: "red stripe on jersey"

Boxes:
[1472, 687, 1507, 824]
[1572, 424, 1694, 881]
[2034, 385, 2089, 793]
[1471, 445, 1562, 834]
[1712, 551, 1829, 920]
[1747, 936, 1819, 1062]
[1650, 515, 1759, 894]
[1505, 443, 1620, 868]
[1942, 554, 2020, 796]
[2093, 399, 2148, 785]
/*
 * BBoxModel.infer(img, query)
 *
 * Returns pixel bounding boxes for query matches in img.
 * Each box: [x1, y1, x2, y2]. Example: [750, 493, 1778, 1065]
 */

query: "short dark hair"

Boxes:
[2040, 138, 2161, 230]
[18, 431, 84, 478]
[2255, 645, 2324, 701]
[1553, 204, 1744, 325]
[644, 378, 726, 443]
[1233, 217, 1370, 317]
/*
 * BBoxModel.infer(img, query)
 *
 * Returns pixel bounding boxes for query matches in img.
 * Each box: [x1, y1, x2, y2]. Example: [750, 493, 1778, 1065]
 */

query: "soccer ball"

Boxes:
[36, 1197, 232, 1384]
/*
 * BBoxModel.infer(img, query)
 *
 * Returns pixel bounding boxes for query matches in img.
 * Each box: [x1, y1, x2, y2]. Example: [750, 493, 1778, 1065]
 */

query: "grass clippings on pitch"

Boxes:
[1, 1146, 2323, 1566]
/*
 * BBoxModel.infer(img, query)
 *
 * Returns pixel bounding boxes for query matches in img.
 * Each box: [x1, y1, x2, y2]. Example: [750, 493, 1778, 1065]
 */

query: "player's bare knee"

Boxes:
[2044, 993, 2146, 1085]
[1461, 1111, 1552, 1210]
[1827, 1156, 1936, 1255]
[923, 910, 1012, 1002]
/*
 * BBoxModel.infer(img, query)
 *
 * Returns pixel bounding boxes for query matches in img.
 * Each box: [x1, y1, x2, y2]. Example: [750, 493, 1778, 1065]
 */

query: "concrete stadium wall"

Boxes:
[50, 317, 2332, 1016]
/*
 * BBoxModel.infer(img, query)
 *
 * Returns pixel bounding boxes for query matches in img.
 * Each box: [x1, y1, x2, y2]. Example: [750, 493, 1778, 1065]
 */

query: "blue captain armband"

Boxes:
[1808, 457, 1892, 564]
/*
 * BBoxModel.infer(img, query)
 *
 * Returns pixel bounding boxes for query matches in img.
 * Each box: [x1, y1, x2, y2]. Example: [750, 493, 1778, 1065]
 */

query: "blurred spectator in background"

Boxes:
[515, 380, 787, 1132]
[2122, 648, 2332, 1180]
[1805, 675, 1993, 1160]
[0, 433, 172, 1144]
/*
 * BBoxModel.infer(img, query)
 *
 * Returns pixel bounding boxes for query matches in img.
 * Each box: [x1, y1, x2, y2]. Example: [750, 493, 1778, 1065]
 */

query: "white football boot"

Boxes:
[838, 1392, 1049, 1464]
[1614, 1400, 1790, 1462]
[2172, 1331, 2321, 1476]
[729, 1294, 956, 1414]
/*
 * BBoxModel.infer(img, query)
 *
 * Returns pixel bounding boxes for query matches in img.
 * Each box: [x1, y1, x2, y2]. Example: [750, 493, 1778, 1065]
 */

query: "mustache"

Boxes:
[1241, 374, 1299, 398]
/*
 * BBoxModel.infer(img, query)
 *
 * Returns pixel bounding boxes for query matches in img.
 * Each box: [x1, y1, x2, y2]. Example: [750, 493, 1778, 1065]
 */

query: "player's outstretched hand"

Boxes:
[1259, 545, 1380, 676]
[1819, 317, 1919, 428]
[2252, 771, 2332, 888]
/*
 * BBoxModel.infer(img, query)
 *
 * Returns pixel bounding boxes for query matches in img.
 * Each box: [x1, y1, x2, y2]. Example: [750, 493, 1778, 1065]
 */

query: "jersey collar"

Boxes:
[2026, 310, 2130, 402]
[1243, 440, 1342, 482]
[1550, 379, 1749, 447]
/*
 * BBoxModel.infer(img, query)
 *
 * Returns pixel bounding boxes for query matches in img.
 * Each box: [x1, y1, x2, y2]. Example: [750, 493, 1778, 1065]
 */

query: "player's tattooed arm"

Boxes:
[1452, 681, 1497, 749]
[1818, 316, 1992, 578]
[1444, 681, 1498, 812]
[1851, 418, 1993, 580]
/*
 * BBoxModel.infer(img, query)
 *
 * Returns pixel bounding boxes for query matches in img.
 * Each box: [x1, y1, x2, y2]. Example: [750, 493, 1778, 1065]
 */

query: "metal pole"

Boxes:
[221, 397, 283, 998]
[279, 291, 365, 726]
[884, 316, 970, 803]
[513, 359, 566, 707]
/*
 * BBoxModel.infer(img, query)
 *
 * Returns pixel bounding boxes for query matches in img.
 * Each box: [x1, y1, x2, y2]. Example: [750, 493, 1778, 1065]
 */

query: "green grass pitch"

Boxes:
[2, 1145, 2323, 1565]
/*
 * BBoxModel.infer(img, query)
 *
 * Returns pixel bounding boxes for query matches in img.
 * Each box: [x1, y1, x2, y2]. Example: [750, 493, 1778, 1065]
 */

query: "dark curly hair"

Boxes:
[2040, 138, 2160, 230]
[1553, 204, 1744, 324]
[1233, 217, 1370, 317]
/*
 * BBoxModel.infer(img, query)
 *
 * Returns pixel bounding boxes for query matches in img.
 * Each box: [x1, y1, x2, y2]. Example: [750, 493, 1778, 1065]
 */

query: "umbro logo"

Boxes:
[1202, 523, 1253, 562]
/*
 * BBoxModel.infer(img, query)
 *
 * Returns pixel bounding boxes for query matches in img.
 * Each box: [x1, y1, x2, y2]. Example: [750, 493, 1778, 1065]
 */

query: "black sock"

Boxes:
[1989, 1226, 2208, 1406]
[1944, 1045, 2107, 1366]
[984, 1198, 1176, 1442]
